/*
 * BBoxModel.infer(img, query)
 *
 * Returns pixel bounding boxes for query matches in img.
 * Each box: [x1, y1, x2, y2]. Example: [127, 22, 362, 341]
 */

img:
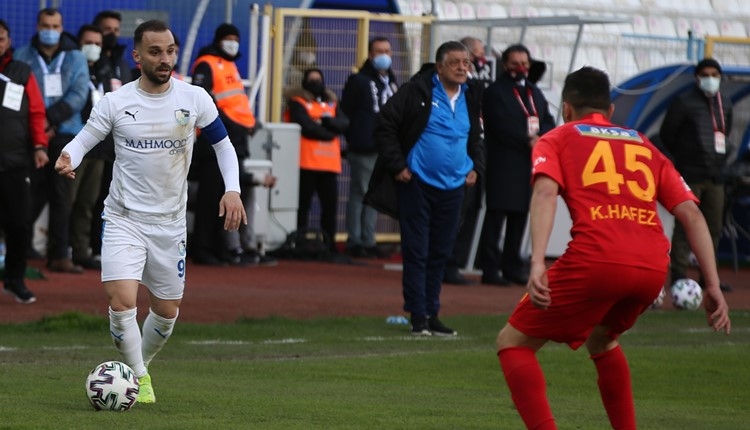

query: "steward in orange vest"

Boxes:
[189, 23, 262, 266]
[284, 68, 349, 253]
[283, 70, 349, 173]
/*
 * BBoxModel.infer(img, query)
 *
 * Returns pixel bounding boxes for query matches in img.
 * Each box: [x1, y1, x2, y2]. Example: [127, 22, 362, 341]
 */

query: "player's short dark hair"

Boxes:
[501, 44, 530, 63]
[0, 19, 9, 34]
[435, 40, 468, 63]
[93, 10, 122, 25]
[37, 7, 61, 23]
[562, 66, 611, 111]
[134, 20, 170, 46]
[368, 36, 390, 53]
[77, 24, 103, 41]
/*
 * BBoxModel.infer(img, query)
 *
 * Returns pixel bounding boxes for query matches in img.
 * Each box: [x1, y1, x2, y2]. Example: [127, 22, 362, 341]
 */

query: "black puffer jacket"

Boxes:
[659, 86, 734, 183]
[340, 59, 398, 154]
[364, 64, 485, 218]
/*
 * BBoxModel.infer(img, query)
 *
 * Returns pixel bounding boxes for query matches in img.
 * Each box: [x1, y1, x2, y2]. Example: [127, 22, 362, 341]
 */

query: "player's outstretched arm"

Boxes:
[672, 201, 731, 334]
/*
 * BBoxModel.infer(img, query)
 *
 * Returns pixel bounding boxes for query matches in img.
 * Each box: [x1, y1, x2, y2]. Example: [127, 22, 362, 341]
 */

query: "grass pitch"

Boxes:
[0, 311, 747, 429]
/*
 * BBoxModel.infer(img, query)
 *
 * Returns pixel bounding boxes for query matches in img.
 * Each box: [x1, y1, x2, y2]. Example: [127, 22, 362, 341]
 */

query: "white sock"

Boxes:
[141, 308, 178, 369]
[108, 307, 147, 377]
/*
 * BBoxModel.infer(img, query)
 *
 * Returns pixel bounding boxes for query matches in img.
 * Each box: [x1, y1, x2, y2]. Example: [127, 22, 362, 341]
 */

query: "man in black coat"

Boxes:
[478, 44, 555, 286]
[341, 36, 398, 259]
[659, 58, 734, 292]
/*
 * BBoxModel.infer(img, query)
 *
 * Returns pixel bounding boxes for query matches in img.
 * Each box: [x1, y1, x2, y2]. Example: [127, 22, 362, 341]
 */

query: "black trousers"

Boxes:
[0, 167, 32, 283]
[30, 135, 74, 260]
[297, 169, 338, 253]
[478, 209, 528, 277]
[397, 179, 463, 317]
[190, 153, 227, 260]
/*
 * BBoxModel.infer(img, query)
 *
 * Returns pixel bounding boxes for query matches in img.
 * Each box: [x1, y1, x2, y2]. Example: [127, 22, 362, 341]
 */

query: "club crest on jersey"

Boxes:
[174, 109, 190, 125]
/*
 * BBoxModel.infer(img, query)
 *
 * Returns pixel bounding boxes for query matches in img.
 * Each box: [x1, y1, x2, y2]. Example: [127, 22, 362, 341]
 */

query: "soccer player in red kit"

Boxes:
[495, 67, 731, 430]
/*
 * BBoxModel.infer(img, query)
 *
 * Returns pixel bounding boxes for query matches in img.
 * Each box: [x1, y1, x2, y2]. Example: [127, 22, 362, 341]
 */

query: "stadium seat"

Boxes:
[720, 20, 747, 37]
[508, 5, 525, 18]
[439, 1, 460, 19]
[686, 0, 715, 13]
[712, 0, 742, 14]
[458, 2, 476, 19]
[675, 17, 692, 37]
[632, 15, 649, 34]
[647, 16, 677, 37]
[475, 4, 490, 18]
[407, 0, 425, 16]
[650, 0, 680, 12]
[614, 0, 643, 9]
[701, 19, 721, 37]
[488, 4, 508, 18]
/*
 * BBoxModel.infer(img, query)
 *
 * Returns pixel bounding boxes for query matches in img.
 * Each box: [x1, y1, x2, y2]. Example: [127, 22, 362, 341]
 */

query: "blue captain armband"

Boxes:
[201, 116, 229, 144]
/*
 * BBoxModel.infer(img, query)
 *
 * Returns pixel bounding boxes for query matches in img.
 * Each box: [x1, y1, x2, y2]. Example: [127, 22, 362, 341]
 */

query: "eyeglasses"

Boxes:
[444, 58, 471, 69]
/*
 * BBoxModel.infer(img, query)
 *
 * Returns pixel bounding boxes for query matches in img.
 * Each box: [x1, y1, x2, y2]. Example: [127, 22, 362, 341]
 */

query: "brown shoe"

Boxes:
[48, 258, 84, 274]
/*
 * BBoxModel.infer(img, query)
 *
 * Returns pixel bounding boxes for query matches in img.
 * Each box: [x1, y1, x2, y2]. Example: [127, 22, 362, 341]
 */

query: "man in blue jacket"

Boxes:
[365, 41, 485, 336]
[15, 7, 89, 274]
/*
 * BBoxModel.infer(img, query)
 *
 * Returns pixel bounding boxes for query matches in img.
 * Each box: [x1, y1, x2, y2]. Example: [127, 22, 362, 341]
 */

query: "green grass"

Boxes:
[0, 311, 748, 429]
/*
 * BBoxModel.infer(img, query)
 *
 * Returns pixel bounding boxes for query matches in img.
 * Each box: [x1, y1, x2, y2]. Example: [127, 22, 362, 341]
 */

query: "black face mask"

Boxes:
[102, 33, 118, 50]
[303, 80, 325, 98]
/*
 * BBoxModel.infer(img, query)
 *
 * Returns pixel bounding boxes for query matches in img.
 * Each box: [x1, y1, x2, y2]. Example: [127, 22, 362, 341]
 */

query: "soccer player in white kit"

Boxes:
[55, 20, 246, 404]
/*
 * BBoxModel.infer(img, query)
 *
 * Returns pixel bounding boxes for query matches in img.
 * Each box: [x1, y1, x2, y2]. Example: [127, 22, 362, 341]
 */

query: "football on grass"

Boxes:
[85, 361, 139, 411]
[670, 278, 703, 311]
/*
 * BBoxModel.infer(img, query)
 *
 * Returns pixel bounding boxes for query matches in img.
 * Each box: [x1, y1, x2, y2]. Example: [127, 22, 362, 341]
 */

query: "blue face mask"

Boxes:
[38, 29, 61, 46]
[372, 54, 392, 71]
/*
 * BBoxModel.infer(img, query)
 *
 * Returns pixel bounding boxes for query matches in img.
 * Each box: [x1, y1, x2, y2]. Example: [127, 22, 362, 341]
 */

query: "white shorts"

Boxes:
[101, 212, 188, 300]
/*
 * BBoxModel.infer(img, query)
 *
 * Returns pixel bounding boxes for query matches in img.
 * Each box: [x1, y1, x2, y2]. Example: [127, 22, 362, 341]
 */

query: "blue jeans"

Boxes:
[397, 178, 464, 317]
[345, 152, 378, 248]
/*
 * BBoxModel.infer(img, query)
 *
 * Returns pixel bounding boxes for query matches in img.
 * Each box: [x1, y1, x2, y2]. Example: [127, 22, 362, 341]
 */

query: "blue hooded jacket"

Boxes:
[14, 31, 89, 136]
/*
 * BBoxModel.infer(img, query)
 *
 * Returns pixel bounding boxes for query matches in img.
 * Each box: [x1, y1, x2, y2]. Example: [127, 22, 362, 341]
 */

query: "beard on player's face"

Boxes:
[142, 62, 172, 85]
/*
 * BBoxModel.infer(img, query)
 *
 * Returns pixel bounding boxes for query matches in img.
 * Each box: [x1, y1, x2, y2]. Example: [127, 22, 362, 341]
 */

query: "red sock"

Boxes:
[591, 345, 636, 430]
[498, 347, 556, 430]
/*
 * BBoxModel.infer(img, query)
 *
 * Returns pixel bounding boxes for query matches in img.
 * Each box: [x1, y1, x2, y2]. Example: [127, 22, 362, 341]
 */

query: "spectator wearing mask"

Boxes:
[14, 7, 89, 274]
[285, 68, 349, 255]
[341, 36, 398, 259]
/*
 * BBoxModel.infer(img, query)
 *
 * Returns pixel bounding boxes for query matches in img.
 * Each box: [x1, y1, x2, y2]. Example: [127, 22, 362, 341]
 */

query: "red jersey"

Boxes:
[532, 113, 698, 271]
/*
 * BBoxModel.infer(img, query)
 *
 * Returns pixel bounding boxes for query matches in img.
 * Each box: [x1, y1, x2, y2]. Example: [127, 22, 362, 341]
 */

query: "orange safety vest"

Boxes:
[285, 95, 341, 173]
[192, 55, 256, 128]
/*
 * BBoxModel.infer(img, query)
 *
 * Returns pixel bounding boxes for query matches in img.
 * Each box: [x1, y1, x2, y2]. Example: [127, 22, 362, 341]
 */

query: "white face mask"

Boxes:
[698, 76, 721, 95]
[81, 44, 102, 63]
[221, 40, 240, 57]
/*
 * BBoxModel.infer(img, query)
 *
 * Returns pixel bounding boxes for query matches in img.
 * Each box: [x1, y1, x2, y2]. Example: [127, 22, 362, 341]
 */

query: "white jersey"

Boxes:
[86, 77, 219, 223]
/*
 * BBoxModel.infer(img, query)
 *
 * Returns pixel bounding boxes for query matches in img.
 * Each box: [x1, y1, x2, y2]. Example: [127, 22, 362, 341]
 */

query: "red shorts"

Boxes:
[508, 258, 666, 350]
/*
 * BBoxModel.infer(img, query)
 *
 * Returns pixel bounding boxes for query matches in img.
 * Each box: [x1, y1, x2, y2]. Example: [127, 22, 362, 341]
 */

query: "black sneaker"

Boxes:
[245, 250, 278, 266]
[3, 281, 37, 304]
[411, 315, 432, 336]
[428, 316, 457, 336]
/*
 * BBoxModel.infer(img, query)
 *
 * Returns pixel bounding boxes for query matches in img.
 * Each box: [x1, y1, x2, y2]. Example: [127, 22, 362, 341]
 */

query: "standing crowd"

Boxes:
[0, 9, 736, 426]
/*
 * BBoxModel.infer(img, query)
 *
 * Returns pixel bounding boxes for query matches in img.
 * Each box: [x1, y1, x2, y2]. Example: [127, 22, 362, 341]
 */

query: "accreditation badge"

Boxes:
[2, 81, 24, 111]
[44, 73, 63, 97]
[714, 131, 726, 154]
[527, 116, 540, 136]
